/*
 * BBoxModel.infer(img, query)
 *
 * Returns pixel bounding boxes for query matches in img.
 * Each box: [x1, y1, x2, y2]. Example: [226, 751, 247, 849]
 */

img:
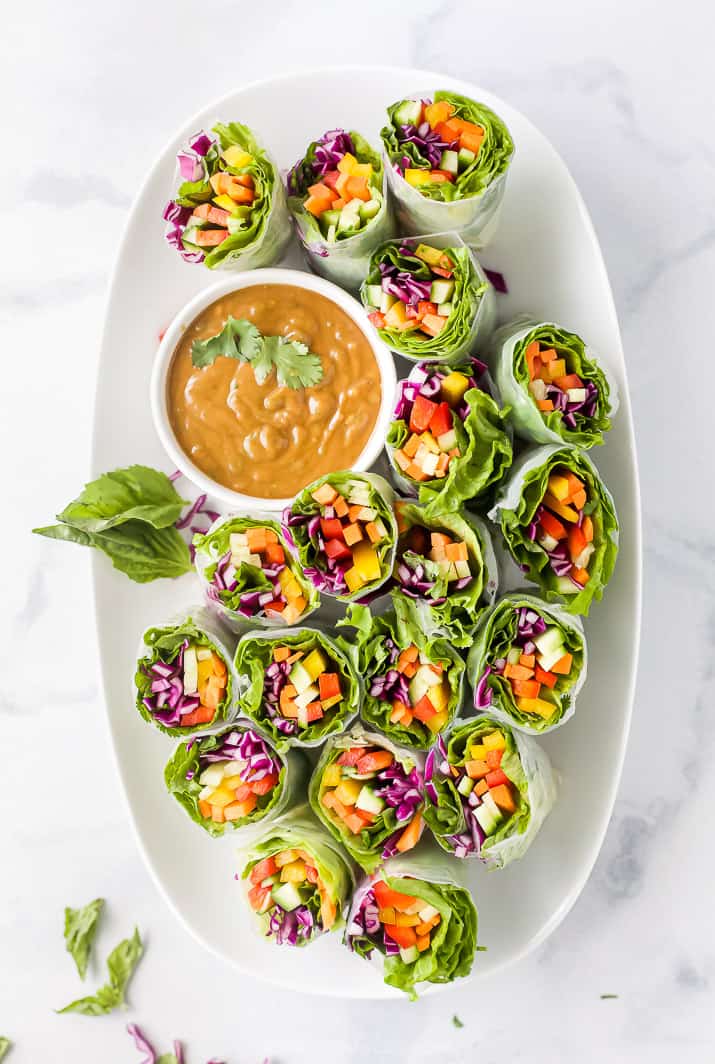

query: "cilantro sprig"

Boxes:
[191, 316, 323, 389]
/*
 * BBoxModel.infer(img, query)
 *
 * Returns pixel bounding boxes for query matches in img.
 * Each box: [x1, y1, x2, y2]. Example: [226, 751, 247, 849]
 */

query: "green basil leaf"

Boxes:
[57, 984, 122, 1017]
[64, 898, 104, 980]
[55, 465, 186, 532]
[57, 927, 143, 1017]
[0, 1037, 12, 1060]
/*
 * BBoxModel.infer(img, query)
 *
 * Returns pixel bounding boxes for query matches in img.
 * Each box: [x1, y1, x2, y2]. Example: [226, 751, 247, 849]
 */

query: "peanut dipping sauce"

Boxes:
[166, 284, 382, 498]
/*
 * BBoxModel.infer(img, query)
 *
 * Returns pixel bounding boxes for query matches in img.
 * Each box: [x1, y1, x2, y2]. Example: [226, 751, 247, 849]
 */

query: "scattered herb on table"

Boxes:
[58, 927, 143, 1016]
[0, 1037, 11, 1061]
[33, 465, 192, 583]
[64, 897, 104, 979]
[452, 1014, 464, 1029]
[191, 316, 323, 389]
[600, 993, 619, 999]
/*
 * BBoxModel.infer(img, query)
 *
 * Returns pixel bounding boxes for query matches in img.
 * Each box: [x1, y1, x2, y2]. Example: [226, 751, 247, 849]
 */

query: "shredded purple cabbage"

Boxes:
[140, 639, 209, 727]
[397, 118, 457, 168]
[267, 902, 316, 946]
[199, 727, 281, 789]
[484, 267, 508, 293]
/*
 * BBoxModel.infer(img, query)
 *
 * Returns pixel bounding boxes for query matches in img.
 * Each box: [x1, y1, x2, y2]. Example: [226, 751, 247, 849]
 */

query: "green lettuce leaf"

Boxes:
[288, 472, 397, 602]
[392, 502, 497, 647]
[467, 593, 586, 731]
[422, 716, 557, 868]
[135, 613, 235, 736]
[64, 897, 104, 979]
[234, 627, 361, 748]
[164, 725, 307, 837]
[193, 515, 320, 623]
[241, 807, 353, 944]
[338, 594, 465, 750]
[381, 91, 513, 203]
[489, 444, 619, 616]
[177, 121, 291, 270]
[58, 928, 143, 1016]
[361, 244, 489, 362]
[345, 845, 478, 999]
[386, 360, 512, 513]
[492, 319, 616, 448]
[308, 721, 425, 872]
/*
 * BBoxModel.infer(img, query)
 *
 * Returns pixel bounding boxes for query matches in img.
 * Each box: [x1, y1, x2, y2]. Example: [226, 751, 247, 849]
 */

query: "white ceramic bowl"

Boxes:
[150, 267, 397, 511]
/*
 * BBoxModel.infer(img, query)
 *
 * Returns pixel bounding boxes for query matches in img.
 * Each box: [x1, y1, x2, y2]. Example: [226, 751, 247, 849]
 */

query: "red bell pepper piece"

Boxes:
[486, 768, 509, 788]
[324, 538, 352, 560]
[320, 517, 344, 540]
[409, 394, 438, 434]
[428, 401, 453, 438]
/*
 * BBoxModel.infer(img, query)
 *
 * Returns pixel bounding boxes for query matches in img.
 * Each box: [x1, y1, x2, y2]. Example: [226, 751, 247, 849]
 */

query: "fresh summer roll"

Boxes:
[135, 608, 237, 736]
[286, 128, 395, 291]
[468, 593, 587, 733]
[381, 92, 514, 247]
[233, 627, 361, 748]
[164, 723, 306, 837]
[386, 357, 511, 513]
[309, 725, 425, 872]
[489, 445, 619, 616]
[194, 514, 320, 631]
[339, 596, 465, 750]
[344, 844, 478, 998]
[490, 317, 618, 448]
[361, 234, 495, 361]
[240, 808, 353, 947]
[162, 123, 291, 269]
[392, 501, 498, 648]
[423, 717, 557, 868]
[282, 472, 398, 601]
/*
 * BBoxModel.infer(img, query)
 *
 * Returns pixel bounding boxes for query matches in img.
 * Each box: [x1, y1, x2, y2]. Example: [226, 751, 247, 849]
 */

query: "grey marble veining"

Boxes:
[2, 1, 714, 1061]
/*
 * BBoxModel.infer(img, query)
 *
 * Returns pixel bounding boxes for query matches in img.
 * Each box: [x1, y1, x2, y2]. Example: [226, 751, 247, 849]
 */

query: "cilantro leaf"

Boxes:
[191, 316, 262, 368]
[64, 897, 104, 980]
[58, 927, 143, 1017]
[253, 334, 323, 389]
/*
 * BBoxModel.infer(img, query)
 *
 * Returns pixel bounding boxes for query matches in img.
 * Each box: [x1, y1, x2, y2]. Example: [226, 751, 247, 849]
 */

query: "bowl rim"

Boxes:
[150, 266, 398, 511]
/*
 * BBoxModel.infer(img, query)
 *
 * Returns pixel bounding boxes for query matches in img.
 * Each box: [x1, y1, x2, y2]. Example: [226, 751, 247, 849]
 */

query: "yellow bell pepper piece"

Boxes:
[222, 146, 253, 169]
[482, 730, 506, 752]
[352, 541, 381, 582]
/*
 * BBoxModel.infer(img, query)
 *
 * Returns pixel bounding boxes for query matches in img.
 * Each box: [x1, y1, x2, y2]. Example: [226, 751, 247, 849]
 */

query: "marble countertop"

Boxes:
[3, 1, 713, 1060]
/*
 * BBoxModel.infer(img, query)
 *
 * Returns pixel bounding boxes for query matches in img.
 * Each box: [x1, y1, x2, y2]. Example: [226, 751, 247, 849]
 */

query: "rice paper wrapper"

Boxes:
[381, 91, 513, 250]
[361, 232, 496, 363]
[488, 444, 619, 616]
[239, 805, 355, 945]
[344, 839, 478, 998]
[489, 316, 619, 449]
[424, 715, 557, 869]
[164, 121, 292, 271]
[164, 720, 309, 838]
[308, 722, 426, 872]
[286, 129, 397, 292]
[233, 624, 362, 750]
[134, 605, 240, 736]
[339, 595, 466, 751]
[283, 471, 398, 602]
[393, 503, 499, 648]
[194, 512, 320, 634]
[385, 356, 511, 514]
[467, 591, 587, 734]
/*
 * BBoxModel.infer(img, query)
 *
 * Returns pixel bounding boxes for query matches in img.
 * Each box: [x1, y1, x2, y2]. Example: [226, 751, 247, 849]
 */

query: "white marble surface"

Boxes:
[2, 1, 714, 1060]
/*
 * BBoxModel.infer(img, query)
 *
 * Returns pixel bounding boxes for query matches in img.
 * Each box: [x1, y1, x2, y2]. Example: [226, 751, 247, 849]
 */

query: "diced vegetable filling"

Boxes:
[285, 480, 389, 596]
[530, 467, 595, 592]
[348, 878, 442, 966]
[390, 98, 485, 187]
[364, 243, 458, 339]
[320, 743, 423, 858]
[246, 847, 337, 946]
[207, 524, 307, 623]
[395, 521, 474, 603]
[262, 643, 344, 737]
[390, 365, 477, 482]
[194, 728, 281, 825]
[141, 640, 228, 728]
[475, 607, 575, 720]
[370, 642, 452, 739]
[525, 339, 599, 428]
[425, 729, 519, 857]
[288, 130, 382, 243]
[164, 130, 261, 260]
